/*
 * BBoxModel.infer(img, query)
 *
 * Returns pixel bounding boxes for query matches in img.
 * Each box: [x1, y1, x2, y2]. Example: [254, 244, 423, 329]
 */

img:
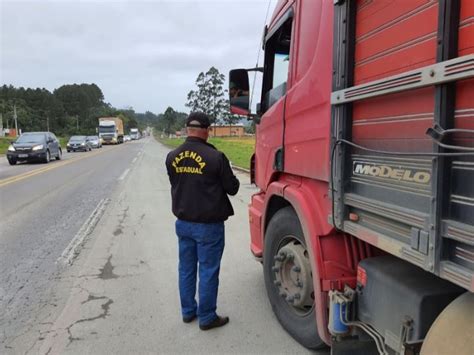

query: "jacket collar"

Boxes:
[185, 136, 216, 150]
[186, 136, 207, 143]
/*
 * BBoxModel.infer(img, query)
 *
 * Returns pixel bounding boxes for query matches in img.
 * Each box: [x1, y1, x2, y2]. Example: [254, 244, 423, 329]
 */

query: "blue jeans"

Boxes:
[175, 219, 225, 326]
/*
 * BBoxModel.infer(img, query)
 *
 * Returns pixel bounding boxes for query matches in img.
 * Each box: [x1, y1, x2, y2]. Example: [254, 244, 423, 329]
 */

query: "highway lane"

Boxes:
[23, 137, 327, 355]
[0, 145, 119, 184]
[0, 139, 147, 351]
[0, 151, 74, 181]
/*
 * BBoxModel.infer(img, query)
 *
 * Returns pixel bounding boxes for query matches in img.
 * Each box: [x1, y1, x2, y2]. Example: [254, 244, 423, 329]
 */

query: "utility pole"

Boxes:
[76, 115, 79, 131]
[46, 113, 50, 132]
[0, 113, 4, 137]
[13, 104, 18, 137]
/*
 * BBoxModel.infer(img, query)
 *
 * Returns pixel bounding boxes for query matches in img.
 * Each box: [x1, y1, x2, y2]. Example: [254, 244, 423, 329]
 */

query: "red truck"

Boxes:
[229, 0, 473, 354]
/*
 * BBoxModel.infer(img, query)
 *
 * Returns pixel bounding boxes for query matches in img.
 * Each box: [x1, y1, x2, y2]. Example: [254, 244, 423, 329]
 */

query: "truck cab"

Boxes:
[98, 117, 124, 144]
[229, 1, 474, 353]
[130, 128, 139, 140]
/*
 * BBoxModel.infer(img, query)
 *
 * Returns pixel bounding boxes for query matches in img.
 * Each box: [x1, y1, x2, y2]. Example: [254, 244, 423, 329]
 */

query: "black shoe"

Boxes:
[199, 316, 229, 330]
[182, 314, 197, 323]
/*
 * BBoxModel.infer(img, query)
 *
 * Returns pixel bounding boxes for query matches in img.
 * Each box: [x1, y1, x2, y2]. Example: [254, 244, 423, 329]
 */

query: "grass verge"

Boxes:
[0, 137, 16, 155]
[157, 135, 255, 170]
[59, 137, 69, 149]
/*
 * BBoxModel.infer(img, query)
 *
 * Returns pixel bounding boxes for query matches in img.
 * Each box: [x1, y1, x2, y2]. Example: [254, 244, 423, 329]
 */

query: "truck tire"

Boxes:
[263, 206, 325, 350]
[420, 292, 473, 355]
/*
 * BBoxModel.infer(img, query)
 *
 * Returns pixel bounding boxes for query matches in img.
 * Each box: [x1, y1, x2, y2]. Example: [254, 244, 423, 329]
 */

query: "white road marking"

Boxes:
[118, 168, 130, 181]
[57, 198, 110, 266]
[132, 157, 137, 164]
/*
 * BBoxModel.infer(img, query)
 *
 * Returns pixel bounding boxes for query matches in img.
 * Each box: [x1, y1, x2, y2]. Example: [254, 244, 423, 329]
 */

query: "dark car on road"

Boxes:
[86, 136, 102, 149]
[67, 136, 93, 152]
[7, 132, 62, 165]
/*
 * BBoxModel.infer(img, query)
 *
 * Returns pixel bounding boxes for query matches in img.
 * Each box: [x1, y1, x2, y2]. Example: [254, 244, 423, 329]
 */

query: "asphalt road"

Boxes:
[0, 142, 145, 353]
[1, 137, 327, 354]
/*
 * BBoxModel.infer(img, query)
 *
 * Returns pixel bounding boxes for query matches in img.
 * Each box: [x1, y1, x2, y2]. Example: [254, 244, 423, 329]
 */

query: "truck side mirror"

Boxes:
[229, 69, 250, 116]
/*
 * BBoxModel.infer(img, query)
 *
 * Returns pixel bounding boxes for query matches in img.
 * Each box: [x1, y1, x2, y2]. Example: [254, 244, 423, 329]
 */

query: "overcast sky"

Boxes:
[1, 0, 276, 114]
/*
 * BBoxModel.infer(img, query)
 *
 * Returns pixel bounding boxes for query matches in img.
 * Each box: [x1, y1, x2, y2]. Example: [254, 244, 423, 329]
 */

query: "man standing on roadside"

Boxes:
[165, 112, 240, 330]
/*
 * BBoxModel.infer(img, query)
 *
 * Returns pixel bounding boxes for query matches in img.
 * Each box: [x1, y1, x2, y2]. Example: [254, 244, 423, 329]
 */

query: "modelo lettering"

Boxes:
[353, 163, 431, 184]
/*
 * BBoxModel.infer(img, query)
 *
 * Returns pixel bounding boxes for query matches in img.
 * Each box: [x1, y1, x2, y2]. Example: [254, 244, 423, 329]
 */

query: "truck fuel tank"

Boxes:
[356, 255, 464, 352]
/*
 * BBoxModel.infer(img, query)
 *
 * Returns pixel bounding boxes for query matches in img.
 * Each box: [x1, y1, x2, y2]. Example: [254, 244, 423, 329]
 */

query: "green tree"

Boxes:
[186, 67, 227, 127]
[162, 107, 177, 135]
[54, 83, 106, 134]
[119, 107, 140, 132]
[222, 99, 242, 125]
[0, 83, 160, 137]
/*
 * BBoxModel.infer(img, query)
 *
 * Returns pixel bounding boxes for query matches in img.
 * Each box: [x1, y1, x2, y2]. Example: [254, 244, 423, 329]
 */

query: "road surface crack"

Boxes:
[81, 294, 108, 304]
[65, 297, 114, 346]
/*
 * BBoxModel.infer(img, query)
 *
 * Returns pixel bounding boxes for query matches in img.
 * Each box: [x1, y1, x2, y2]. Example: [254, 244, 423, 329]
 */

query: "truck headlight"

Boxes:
[8, 145, 15, 152]
[67, 143, 71, 146]
[81, 142, 85, 146]
[32, 144, 44, 151]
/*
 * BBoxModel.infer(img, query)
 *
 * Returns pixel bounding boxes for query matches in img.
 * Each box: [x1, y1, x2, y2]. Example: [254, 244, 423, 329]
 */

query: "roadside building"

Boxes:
[209, 123, 245, 137]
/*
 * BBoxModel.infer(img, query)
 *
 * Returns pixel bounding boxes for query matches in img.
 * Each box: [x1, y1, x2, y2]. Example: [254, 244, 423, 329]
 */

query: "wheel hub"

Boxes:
[272, 240, 313, 312]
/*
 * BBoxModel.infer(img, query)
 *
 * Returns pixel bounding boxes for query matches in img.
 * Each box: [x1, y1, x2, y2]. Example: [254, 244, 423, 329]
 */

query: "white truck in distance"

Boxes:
[130, 128, 140, 140]
[98, 117, 124, 144]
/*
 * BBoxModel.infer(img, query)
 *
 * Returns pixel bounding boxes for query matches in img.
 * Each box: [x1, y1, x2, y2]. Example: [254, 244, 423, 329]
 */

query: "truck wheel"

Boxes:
[420, 292, 473, 355]
[263, 206, 325, 350]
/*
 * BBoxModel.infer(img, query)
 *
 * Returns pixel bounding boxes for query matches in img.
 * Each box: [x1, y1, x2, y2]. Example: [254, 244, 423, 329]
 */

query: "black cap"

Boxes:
[186, 112, 211, 128]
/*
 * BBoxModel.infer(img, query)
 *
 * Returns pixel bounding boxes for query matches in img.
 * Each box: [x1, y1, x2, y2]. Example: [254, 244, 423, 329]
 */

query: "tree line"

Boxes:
[0, 84, 146, 136]
[0, 67, 249, 138]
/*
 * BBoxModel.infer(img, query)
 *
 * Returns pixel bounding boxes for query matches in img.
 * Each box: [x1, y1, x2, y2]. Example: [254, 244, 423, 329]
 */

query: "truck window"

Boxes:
[261, 16, 293, 113]
[273, 53, 289, 89]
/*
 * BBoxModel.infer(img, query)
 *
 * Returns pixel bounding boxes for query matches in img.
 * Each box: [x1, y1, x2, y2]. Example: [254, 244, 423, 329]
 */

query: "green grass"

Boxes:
[59, 137, 69, 149]
[157, 135, 255, 170]
[0, 136, 69, 155]
[0, 137, 16, 155]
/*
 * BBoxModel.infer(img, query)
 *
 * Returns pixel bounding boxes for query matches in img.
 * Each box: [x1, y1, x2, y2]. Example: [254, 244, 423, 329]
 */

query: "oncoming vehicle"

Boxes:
[86, 136, 102, 148]
[124, 135, 131, 142]
[228, 0, 474, 354]
[130, 128, 139, 140]
[98, 117, 124, 144]
[67, 136, 92, 152]
[6, 132, 62, 165]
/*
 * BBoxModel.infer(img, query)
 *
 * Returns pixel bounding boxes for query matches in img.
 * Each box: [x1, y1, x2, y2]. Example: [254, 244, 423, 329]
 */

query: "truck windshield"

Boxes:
[99, 126, 116, 133]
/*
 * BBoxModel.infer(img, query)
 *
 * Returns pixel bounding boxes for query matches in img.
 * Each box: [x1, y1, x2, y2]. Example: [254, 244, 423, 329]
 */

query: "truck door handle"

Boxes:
[274, 147, 284, 172]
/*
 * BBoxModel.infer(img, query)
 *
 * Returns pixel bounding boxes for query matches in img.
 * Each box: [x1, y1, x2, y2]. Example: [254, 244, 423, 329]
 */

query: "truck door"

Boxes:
[255, 6, 295, 188]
